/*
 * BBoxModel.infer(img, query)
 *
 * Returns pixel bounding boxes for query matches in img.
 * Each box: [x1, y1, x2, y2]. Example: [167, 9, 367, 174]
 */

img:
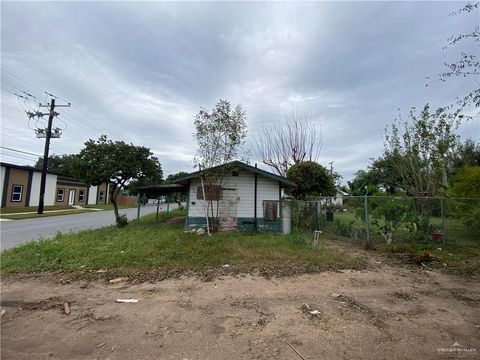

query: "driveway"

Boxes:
[0, 204, 177, 250]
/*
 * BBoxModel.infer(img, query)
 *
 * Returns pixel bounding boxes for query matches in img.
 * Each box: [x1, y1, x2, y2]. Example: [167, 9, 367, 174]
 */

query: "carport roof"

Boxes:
[136, 183, 187, 195]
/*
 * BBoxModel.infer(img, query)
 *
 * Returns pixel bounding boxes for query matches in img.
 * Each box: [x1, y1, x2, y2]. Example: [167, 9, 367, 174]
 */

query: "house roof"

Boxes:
[173, 161, 296, 187]
[1, 162, 88, 186]
[1, 161, 62, 176]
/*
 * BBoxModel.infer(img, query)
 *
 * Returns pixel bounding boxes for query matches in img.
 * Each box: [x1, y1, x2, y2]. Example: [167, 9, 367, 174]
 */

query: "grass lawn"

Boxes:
[0, 209, 365, 278]
[0, 203, 138, 220]
[0, 205, 74, 214]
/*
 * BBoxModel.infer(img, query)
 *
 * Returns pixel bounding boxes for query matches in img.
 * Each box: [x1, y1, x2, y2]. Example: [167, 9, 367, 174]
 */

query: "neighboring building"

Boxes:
[0, 162, 109, 208]
[332, 190, 349, 206]
[173, 161, 296, 232]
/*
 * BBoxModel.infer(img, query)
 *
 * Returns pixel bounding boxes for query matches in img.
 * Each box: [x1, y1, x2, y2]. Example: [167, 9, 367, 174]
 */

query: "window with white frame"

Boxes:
[57, 188, 65, 202]
[79, 190, 85, 202]
[11, 185, 23, 202]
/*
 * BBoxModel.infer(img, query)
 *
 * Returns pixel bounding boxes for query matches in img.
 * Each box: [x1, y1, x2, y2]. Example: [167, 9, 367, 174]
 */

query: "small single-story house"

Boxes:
[171, 161, 296, 232]
[0, 162, 110, 208]
[332, 190, 349, 206]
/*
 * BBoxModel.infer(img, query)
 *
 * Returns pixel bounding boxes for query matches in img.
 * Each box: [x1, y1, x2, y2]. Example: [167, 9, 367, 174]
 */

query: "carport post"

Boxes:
[156, 196, 161, 220]
[166, 195, 170, 213]
[136, 192, 142, 224]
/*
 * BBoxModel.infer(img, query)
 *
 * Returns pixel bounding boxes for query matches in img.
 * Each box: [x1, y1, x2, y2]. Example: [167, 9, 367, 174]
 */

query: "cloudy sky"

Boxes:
[1, 1, 478, 182]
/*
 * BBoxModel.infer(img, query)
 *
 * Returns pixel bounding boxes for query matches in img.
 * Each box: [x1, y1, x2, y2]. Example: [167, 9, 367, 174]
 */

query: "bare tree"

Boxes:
[255, 110, 322, 176]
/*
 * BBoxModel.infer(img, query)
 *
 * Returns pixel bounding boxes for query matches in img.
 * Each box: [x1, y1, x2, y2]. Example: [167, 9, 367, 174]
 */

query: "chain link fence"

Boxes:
[285, 196, 480, 248]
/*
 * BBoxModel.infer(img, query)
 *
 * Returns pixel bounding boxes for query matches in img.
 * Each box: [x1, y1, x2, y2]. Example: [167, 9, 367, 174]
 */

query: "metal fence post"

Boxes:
[440, 196, 446, 246]
[316, 200, 321, 231]
[364, 195, 372, 249]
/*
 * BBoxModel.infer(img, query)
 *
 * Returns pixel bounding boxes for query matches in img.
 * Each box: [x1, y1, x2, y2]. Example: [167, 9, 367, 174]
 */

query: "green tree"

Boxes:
[370, 153, 405, 194]
[452, 139, 480, 170]
[193, 99, 247, 232]
[286, 161, 335, 199]
[449, 166, 480, 232]
[35, 154, 77, 175]
[347, 169, 380, 196]
[73, 135, 163, 223]
[384, 104, 462, 197]
[193, 99, 247, 170]
[164, 171, 190, 207]
[450, 166, 480, 198]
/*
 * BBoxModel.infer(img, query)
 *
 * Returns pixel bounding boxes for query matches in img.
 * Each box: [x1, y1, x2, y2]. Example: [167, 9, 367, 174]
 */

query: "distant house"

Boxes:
[0, 162, 109, 208]
[332, 190, 349, 206]
[172, 161, 296, 232]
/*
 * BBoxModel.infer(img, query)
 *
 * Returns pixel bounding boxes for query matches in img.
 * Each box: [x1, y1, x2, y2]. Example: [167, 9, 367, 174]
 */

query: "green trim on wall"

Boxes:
[186, 216, 282, 233]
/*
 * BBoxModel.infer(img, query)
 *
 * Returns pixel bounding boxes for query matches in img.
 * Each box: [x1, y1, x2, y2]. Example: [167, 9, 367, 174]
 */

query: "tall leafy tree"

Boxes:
[73, 135, 162, 222]
[193, 99, 247, 170]
[35, 154, 77, 176]
[347, 169, 381, 196]
[286, 161, 335, 199]
[193, 99, 247, 231]
[452, 138, 480, 170]
[383, 104, 461, 197]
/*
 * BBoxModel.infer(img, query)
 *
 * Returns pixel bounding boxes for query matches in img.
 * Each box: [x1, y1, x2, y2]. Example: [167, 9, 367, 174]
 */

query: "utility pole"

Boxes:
[328, 161, 334, 175]
[37, 98, 70, 214]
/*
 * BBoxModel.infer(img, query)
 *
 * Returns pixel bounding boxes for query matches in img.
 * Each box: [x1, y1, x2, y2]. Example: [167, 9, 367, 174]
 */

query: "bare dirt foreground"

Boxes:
[1, 263, 479, 360]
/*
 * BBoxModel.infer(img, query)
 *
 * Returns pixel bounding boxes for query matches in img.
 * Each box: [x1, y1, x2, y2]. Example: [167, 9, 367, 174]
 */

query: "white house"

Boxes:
[332, 190, 349, 206]
[173, 161, 296, 232]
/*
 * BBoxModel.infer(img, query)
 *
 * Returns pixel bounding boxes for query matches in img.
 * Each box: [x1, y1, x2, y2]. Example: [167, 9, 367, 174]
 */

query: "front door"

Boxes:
[218, 188, 238, 232]
[68, 189, 76, 206]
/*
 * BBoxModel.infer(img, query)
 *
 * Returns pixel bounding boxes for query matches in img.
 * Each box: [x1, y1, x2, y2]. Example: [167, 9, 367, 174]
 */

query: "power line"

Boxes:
[2, 68, 113, 139]
[1, 68, 68, 102]
[0, 146, 42, 157]
[57, 114, 103, 138]
[0, 152, 37, 163]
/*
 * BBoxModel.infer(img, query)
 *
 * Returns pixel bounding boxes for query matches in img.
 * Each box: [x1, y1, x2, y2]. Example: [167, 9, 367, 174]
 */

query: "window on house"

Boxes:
[11, 185, 23, 202]
[232, 171, 239, 176]
[79, 190, 85, 202]
[197, 185, 222, 201]
[57, 188, 65, 202]
[263, 200, 278, 220]
[99, 191, 105, 202]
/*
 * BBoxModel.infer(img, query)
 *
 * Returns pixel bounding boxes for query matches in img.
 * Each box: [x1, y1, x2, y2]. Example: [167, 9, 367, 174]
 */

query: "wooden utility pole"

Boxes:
[37, 99, 70, 214]
[37, 99, 55, 214]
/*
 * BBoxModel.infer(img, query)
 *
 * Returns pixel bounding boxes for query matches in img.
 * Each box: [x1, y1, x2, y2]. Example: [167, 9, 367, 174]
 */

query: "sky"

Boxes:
[1, 1, 479, 182]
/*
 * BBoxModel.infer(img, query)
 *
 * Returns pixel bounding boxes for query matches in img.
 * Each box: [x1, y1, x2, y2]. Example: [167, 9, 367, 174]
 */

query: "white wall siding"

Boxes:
[187, 170, 280, 219]
[45, 174, 57, 206]
[256, 176, 280, 218]
[29, 173, 57, 206]
[0, 166, 5, 205]
[88, 185, 98, 205]
[29, 172, 41, 206]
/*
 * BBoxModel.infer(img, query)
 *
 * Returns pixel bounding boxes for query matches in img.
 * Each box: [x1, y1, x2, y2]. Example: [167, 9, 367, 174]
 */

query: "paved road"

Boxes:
[0, 204, 177, 250]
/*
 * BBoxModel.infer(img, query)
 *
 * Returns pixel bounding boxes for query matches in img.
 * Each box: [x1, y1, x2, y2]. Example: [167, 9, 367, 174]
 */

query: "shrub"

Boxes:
[116, 214, 129, 228]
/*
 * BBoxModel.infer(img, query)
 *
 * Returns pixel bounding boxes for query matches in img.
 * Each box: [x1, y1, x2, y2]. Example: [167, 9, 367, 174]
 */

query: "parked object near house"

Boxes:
[0, 162, 109, 208]
[172, 161, 296, 233]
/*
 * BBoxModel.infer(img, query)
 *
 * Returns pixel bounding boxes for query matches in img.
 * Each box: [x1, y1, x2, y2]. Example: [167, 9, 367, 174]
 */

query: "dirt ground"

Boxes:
[1, 257, 479, 359]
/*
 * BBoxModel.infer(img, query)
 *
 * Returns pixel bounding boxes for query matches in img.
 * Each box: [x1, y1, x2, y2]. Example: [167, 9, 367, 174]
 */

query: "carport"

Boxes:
[135, 184, 187, 223]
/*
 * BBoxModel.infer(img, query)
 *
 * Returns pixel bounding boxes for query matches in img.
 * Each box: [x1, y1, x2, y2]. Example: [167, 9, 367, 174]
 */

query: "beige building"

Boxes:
[1, 162, 109, 208]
